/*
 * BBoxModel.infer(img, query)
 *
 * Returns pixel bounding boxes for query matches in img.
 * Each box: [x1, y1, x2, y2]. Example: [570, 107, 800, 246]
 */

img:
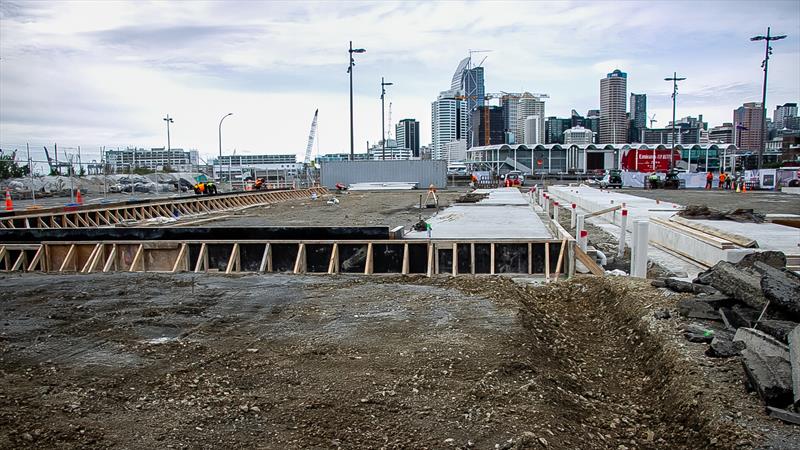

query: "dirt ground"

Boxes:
[209, 189, 468, 229]
[619, 189, 799, 215]
[2, 273, 798, 449]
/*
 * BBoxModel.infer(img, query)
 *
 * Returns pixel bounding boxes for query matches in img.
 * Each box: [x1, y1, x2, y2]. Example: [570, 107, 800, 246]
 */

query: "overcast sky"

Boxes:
[1, 0, 799, 164]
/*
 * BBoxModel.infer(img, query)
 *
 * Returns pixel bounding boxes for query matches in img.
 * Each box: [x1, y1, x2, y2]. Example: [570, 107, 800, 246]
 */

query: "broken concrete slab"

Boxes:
[684, 323, 716, 343]
[790, 326, 800, 408]
[757, 320, 799, 344]
[735, 250, 787, 270]
[678, 300, 721, 321]
[706, 336, 745, 358]
[766, 406, 800, 425]
[662, 278, 719, 295]
[695, 261, 767, 310]
[757, 262, 800, 320]
[734, 327, 790, 361]
[741, 349, 793, 408]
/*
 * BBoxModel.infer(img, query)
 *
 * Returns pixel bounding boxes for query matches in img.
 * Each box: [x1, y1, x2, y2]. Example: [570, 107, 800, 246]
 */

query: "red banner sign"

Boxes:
[622, 149, 681, 172]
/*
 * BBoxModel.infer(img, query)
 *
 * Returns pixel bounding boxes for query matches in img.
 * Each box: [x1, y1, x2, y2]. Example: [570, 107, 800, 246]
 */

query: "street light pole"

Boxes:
[751, 27, 787, 171]
[218, 112, 233, 183]
[348, 41, 366, 161]
[381, 77, 393, 160]
[163, 115, 174, 151]
[664, 73, 686, 171]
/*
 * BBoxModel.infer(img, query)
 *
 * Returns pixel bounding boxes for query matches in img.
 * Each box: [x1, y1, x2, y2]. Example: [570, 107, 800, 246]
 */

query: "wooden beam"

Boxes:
[27, 245, 44, 272]
[259, 243, 271, 273]
[544, 242, 550, 281]
[426, 243, 434, 277]
[327, 243, 338, 274]
[528, 243, 533, 275]
[194, 243, 207, 273]
[490, 243, 495, 275]
[293, 243, 306, 274]
[364, 243, 373, 275]
[129, 244, 144, 272]
[584, 204, 622, 219]
[575, 246, 604, 276]
[401, 243, 409, 275]
[553, 239, 567, 281]
[452, 242, 458, 276]
[86, 244, 106, 273]
[226, 243, 240, 274]
[11, 250, 26, 271]
[471, 243, 476, 275]
[81, 244, 102, 273]
[103, 244, 118, 272]
[172, 243, 188, 273]
[59, 244, 77, 272]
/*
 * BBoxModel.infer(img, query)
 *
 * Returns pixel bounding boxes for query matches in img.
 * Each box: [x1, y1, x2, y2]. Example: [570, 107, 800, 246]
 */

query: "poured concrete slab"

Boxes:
[406, 188, 552, 240]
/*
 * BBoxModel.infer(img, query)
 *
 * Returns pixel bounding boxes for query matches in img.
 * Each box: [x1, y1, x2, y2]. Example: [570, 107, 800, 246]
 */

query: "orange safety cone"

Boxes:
[4, 188, 13, 211]
[742, 182, 747, 193]
[736, 183, 740, 193]
[75, 189, 83, 205]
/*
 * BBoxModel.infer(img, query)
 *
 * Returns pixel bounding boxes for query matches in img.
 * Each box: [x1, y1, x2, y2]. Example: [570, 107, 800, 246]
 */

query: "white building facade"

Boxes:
[444, 139, 467, 164]
[431, 89, 467, 160]
[563, 126, 594, 145]
[105, 147, 199, 173]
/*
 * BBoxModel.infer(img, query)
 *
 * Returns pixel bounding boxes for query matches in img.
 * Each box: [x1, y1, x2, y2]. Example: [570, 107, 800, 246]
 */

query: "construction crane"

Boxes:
[302, 109, 319, 184]
[649, 114, 657, 128]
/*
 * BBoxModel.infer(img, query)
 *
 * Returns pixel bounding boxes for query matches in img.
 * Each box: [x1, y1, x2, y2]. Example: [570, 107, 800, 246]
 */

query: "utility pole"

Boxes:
[664, 72, 686, 170]
[348, 41, 366, 161]
[380, 77, 393, 160]
[751, 27, 787, 171]
[218, 112, 233, 183]
[163, 114, 174, 151]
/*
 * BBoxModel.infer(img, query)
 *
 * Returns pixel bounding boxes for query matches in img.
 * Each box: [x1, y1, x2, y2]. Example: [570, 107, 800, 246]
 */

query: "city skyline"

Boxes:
[1, 0, 799, 162]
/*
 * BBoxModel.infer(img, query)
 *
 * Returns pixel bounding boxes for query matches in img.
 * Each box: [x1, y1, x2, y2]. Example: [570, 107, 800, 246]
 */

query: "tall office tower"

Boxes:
[395, 119, 420, 157]
[451, 58, 485, 148]
[600, 69, 628, 144]
[733, 102, 764, 151]
[629, 93, 646, 143]
[774, 102, 798, 130]
[500, 93, 523, 143]
[471, 106, 505, 146]
[545, 117, 571, 144]
[517, 93, 545, 145]
[431, 89, 467, 160]
[523, 115, 542, 145]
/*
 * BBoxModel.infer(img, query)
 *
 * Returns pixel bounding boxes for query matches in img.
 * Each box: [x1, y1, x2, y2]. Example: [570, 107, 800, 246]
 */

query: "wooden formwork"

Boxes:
[0, 239, 575, 279]
[0, 188, 327, 229]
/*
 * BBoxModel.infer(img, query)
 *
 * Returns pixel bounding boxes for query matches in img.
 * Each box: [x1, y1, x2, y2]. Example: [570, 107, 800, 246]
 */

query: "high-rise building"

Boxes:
[774, 103, 798, 130]
[523, 115, 542, 145]
[734, 102, 765, 151]
[600, 69, 628, 144]
[629, 93, 646, 143]
[517, 93, 545, 145]
[451, 58, 485, 148]
[709, 123, 734, 144]
[471, 106, 505, 146]
[545, 117, 571, 144]
[395, 119, 420, 157]
[444, 140, 467, 164]
[431, 89, 467, 160]
[564, 126, 594, 145]
[500, 93, 523, 144]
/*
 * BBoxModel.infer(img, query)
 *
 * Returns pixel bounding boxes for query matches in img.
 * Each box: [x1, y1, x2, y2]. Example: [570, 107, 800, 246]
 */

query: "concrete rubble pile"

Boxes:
[652, 251, 800, 424]
[1, 173, 201, 197]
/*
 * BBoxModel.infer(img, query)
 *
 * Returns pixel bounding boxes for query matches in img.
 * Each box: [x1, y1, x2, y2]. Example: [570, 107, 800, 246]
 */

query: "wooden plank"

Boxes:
[0, 246, 6, 270]
[59, 244, 77, 272]
[452, 242, 458, 276]
[426, 243, 434, 277]
[553, 239, 567, 281]
[80, 244, 101, 273]
[194, 243, 207, 273]
[490, 243, 495, 275]
[585, 204, 622, 219]
[545, 242, 550, 280]
[652, 217, 733, 249]
[226, 243, 240, 274]
[11, 250, 26, 271]
[470, 243, 476, 275]
[528, 243, 532, 275]
[327, 243, 338, 274]
[103, 244, 118, 272]
[575, 246, 605, 276]
[669, 215, 756, 248]
[401, 243, 409, 275]
[27, 245, 44, 272]
[129, 244, 144, 272]
[364, 243, 373, 275]
[259, 243, 271, 273]
[293, 243, 305, 274]
[172, 243, 188, 273]
[86, 244, 105, 273]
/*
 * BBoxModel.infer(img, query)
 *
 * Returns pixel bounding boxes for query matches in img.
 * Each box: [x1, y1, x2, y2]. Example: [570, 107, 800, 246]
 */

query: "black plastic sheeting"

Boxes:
[0, 226, 391, 243]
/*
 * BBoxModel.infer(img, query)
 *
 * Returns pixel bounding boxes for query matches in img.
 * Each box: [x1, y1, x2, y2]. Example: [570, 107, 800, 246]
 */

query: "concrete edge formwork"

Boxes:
[0, 238, 575, 280]
[0, 188, 328, 230]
